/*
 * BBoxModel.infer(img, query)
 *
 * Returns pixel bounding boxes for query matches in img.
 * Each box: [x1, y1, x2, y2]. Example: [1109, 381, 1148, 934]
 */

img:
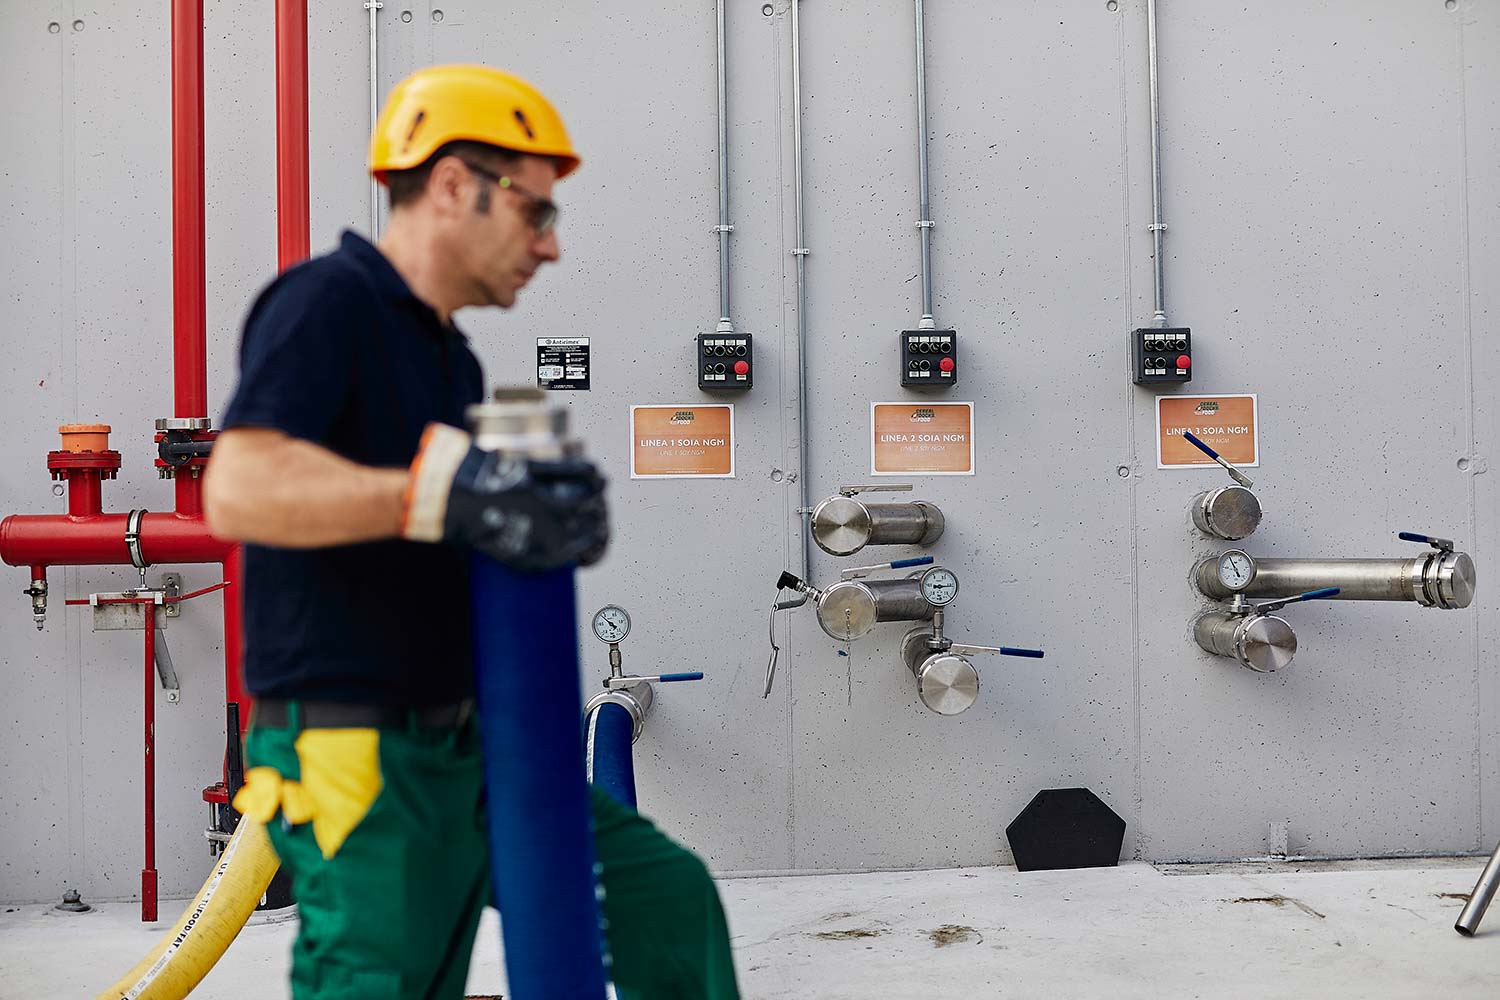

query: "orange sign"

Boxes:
[630, 405, 735, 478]
[1157, 394, 1259, 468]
[871, 402, 975, 475]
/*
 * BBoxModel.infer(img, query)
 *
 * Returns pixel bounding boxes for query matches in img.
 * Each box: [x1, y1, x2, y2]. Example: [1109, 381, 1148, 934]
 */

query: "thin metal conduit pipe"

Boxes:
[367, 0, 382, 237]
[779, 0, 813, 611]
[1146, 0, 1169, 328]
[715, 0, 734, 332]
[913, 0, 935, 329]
[1456, 841, 1500, 936]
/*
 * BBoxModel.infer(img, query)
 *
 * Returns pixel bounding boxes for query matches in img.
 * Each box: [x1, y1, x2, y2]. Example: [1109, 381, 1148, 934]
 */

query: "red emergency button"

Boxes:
[734, 360, 750, 376]
[939, 357, 955, 373]
[1176, 354, 1191, 370]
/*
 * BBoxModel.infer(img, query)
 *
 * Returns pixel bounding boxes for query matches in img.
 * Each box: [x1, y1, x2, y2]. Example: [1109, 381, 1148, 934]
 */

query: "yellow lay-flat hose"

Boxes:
[97, 816, 281, 1000]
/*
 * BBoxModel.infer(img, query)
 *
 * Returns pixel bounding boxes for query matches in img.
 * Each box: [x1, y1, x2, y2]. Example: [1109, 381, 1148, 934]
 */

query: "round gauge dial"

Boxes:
[1216, 549, 1257, 592]
[919, 567, 960, 607]
[592, 605, 631, 643]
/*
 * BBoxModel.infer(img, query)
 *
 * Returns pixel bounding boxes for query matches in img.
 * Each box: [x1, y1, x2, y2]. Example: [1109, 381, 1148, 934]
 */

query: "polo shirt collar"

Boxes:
[339, 230, 466, 339]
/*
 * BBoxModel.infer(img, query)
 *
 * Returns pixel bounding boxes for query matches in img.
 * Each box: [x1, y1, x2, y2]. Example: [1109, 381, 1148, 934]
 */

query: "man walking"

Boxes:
[204, 64, 740, 999]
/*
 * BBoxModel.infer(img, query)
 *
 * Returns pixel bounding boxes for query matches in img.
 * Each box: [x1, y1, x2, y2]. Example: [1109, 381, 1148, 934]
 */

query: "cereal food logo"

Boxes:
[910, 408, 936, 424]
[670, 410, 696, 425]
[1194, 401, 1220, 415]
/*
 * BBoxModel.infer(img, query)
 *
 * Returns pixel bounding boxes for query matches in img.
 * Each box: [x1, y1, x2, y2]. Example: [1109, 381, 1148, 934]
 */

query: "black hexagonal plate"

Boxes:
[1005, 787, 1126, 872]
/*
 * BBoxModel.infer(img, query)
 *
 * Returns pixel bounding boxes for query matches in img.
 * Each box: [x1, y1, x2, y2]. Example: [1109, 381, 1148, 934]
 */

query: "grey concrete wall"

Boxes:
[1, 0, 1495, 903]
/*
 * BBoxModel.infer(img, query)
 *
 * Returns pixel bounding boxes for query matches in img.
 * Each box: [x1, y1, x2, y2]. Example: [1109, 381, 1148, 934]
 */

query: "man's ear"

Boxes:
[425, 156, 470, 217]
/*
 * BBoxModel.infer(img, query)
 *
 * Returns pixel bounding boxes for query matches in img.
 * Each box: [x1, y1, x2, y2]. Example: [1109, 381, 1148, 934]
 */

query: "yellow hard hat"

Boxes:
[370, 65, 580, 183]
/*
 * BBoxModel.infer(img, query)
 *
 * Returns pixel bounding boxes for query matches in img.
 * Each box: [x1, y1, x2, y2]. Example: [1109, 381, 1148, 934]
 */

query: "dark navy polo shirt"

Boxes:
[222, 231, 484, 707]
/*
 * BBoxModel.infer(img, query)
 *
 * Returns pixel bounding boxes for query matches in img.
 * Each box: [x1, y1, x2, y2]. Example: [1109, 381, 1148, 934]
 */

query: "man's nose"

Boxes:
[533, 228, 560, 262]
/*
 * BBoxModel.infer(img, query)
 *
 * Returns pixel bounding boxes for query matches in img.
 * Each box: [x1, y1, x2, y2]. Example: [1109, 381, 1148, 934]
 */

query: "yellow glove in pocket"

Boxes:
[293, 728, 385, 860]
[232, 729, 384, 860]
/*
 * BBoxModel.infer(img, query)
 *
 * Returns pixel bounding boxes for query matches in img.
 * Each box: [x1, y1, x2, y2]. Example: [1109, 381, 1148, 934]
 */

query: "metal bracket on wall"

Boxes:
[162, 572, 183, 618]
[90, 591, 166, 631]
[155, 632, 181, 704]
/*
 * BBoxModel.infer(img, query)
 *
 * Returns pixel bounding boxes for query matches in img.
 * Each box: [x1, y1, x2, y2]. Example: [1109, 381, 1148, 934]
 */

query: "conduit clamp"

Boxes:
[125, 509, 149, 570]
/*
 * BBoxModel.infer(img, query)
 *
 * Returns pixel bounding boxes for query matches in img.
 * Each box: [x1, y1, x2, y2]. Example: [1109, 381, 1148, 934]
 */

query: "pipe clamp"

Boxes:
[125, 509, 149, 569]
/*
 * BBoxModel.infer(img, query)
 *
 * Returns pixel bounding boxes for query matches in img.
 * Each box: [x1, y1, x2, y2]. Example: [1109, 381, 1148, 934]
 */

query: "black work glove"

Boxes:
[402, 424, 609, 572]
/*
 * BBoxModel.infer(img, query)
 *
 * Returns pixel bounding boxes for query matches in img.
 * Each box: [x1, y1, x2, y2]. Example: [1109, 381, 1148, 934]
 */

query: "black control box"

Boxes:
[900, 330, 957, 388]
[1132, 327, 1192, 385]
[698, 333, 752, 390]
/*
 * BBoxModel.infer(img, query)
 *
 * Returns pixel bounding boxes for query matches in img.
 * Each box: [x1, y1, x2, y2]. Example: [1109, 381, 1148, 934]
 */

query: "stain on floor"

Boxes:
[1229, 895, 1326, 919]
[1438, 892, 1472, 902]
[928, 924, 981, 947]
[813, 927, 887, 941]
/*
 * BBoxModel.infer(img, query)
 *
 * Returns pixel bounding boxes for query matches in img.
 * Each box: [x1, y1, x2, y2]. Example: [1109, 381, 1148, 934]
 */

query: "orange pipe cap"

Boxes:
[58, 424, 112, 453]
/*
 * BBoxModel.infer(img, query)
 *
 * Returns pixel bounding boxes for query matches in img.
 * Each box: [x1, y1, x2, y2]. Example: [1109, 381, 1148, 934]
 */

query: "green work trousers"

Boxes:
[242, 707, 740, 1000]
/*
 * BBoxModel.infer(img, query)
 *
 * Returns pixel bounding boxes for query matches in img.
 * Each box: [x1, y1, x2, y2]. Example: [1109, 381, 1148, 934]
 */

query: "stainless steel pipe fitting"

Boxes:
[810, 495, 945, 557]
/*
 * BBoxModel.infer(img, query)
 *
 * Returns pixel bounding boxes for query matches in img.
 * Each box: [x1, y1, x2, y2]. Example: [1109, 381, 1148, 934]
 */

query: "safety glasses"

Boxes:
[459, 159, 560, 235]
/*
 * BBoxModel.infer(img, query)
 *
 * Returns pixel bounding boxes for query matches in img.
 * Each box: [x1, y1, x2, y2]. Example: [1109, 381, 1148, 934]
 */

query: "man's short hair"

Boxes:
[385, 140, 521, 210]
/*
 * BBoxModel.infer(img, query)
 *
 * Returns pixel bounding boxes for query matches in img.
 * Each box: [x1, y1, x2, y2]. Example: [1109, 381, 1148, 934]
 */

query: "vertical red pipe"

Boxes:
[223, 547, 248, 735]
[171, 0, 207, 420]
[174, 474, 203, 518]
[65, 474, 103, 518]
[276, 0, 310, 270]
[142, 602, 159, 923]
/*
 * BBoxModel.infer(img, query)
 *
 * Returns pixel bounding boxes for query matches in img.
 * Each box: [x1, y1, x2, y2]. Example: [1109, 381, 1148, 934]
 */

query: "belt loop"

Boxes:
[450, 699, 474, 748]
[288, 700, 304, 735]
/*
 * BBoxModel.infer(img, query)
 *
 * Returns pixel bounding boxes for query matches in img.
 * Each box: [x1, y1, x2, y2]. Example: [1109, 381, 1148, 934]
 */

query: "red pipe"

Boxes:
[222, 546, 247, 713]
[276, 0, 310, 270]
[0, 514, 231, 566]
[171, 0, 207, 420]
[174, 470, 204, 518]
[65, 474, 103, 518]
[142, 601, 159, 923]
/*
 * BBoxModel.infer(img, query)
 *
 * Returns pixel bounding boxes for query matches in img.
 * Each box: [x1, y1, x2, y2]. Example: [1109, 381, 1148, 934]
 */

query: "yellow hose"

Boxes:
[97, 816, 282, 1000]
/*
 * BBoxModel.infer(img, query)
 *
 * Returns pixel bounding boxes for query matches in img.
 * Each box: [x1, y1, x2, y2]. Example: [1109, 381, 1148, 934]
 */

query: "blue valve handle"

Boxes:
[1182, 430, 1254, 488]
[657, 672, 705, 683]
[889, 556, 936, 569]
[1289, 587, 1341, 604]
[1397, 531, 1454, 552]
[999, 647, 1045, 658]
[1182, 431, 1221, 460]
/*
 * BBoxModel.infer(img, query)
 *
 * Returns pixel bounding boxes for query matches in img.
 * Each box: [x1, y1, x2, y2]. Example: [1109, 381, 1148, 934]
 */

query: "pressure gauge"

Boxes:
[592, 605, 631, 644]
[919, 567, 960, 607]
[1215, 550, 1257, 592]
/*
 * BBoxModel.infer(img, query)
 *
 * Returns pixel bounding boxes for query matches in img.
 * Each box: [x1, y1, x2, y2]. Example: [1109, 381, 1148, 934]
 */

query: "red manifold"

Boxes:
[0, 511, 231, 566]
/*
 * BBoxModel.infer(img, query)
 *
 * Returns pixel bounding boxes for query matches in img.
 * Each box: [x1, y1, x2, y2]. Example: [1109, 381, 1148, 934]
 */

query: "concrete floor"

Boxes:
[2, 859, 1497, 998]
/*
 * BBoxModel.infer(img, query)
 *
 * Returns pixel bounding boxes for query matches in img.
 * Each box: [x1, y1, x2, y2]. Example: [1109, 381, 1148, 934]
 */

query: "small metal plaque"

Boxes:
[90, 593, 167, 632]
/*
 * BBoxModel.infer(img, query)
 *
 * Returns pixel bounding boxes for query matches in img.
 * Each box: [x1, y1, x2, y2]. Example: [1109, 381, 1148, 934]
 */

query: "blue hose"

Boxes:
[469, 555, 608, 1000]
[586, 701, 638, 810]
